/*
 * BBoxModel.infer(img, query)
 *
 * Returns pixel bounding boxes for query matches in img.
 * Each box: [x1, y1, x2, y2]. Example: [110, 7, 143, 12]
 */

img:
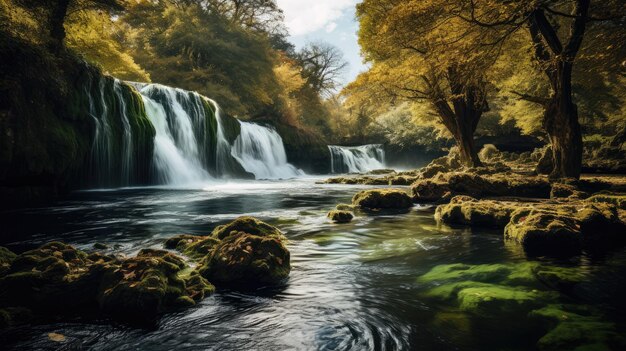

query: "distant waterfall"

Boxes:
[328, 144, 386, 174]
[231, 121, 304, 179]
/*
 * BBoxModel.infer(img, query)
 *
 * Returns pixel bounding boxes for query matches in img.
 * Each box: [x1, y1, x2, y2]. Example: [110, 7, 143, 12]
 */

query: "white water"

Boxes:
[328, 144, 386, 173]
[231, 121, 304, 179]
[141, 96, 210, 185]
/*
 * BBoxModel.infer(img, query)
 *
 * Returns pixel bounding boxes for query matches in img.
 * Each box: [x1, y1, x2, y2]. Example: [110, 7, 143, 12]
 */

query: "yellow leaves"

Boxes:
[48, 333, 66, 342]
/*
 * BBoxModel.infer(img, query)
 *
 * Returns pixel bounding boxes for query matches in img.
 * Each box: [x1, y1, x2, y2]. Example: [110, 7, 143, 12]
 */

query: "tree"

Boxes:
[348, 0, 503, 167]
[297, 42, 348, 97]
[15, 0, 123, 52]
[453, 0, 625, 178]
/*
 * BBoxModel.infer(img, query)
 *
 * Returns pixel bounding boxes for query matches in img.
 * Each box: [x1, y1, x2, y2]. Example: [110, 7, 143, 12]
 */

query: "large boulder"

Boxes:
[352, 189, 413, 209]
[199, 232, 290, 288]
[504, 203, 626, 256]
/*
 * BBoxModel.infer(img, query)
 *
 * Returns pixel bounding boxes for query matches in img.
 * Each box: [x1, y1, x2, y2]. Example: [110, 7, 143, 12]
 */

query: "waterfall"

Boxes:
[87, 80, 305, 187]
[113, 79, 133, 185]
[88, 77, 134, 187]
[134, 83, 212, 185]
[231, 121, 304, 179]
[328, 144, 386, 174]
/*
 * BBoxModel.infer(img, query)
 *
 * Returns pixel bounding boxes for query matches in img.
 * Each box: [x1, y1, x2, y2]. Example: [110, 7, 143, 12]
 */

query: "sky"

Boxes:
[276, 0, 366, 86]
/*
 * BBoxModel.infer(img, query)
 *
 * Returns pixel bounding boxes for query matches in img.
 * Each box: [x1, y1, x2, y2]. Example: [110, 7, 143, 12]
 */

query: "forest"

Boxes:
[0, 0, 625, 350]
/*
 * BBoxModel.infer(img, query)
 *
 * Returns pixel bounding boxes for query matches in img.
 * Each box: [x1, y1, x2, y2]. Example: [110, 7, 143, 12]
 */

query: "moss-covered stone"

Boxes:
[327, 210, 354, 223]
[435, 196, 524, 228]
[504, 203, 626, 256]
[411, 172, 551, 203]
[98, 249, 213, 322]
[199, 232, 290, 288]
[211, 216, 286, 241]
[530, 304, 625, 350]
[352, 189, 413, 209]
[165, 234, 221, 259]
[336, 203, 356, 211]
[0, 242, 216, 327]
[0, 246, 16, 276]
[0, 242, 107, 315]
[587, 193, 626, 210]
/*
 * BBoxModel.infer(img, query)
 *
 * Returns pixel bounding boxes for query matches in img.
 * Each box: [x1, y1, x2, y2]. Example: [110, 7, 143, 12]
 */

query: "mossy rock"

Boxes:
[327, 210, 354, 223]
[352, 189, 413, 209]
[165, 234, 221, 259]
[587, 193, 626, 210]
[504, 203, 626, 256]
[424, 281, 557, 316]
[0, 246, 17, 276]
[530, 304, 625, 350]
[418, 262, 538, 287]
[211, 216, 285, 241]
[199, 232, 290, 288]
[97, 249, 211, 322]
[0, 242, 108, 315]
[335, 203, 356, 211]
[434, 196, 523, 228]
[504, 208, 583, 256]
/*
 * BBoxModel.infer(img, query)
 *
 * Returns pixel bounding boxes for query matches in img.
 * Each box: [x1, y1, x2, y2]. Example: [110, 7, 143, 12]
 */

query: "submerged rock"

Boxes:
[198, 232, 290, 288]
[352, 189, 413, 209]
[530, 304, 625, 350]
[335, 203, 356, 211]
[327, 210, 354, 223]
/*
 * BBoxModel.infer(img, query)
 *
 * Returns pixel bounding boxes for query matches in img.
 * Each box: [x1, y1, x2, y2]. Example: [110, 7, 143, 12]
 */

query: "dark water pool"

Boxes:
[1, 178, 625, 350]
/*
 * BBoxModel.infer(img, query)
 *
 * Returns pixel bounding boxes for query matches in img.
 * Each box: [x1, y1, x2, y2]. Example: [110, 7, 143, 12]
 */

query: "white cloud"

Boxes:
[325, 22, 338, 33]
[277, 0, 358, 36]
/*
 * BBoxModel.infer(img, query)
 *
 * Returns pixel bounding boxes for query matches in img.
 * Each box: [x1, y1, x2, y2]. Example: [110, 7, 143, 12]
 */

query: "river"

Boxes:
[1, 178, 625, 350]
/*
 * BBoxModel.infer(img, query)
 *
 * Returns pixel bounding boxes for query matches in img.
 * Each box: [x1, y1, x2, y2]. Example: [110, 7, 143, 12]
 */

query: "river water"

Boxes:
[1, 178, 625, 350]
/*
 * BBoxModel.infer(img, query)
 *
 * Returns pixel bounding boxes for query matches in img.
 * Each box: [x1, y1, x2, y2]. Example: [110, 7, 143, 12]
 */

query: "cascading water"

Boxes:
[328, 144, 386, 173]
[88, 77, 135, 188]
[134, 83, 212, 185]
[231, 121, 304, 179]
[113, 79, 134, 185]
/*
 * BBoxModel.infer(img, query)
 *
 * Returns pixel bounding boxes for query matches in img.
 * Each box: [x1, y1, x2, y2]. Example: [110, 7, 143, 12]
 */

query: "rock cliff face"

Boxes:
[0, 35, 155, 207]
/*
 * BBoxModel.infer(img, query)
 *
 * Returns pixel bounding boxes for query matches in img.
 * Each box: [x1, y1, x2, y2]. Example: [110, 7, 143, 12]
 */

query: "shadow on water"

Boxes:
[1, 178, 625, 350]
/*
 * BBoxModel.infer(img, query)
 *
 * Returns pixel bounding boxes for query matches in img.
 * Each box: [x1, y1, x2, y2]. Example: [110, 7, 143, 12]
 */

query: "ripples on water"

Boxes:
[1, 178, 625, 350]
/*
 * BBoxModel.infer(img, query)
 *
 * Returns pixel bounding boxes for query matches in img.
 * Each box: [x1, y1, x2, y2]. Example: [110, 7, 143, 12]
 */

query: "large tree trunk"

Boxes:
[48, 0, 71, 53]
[527, 1, 589, 179]
[543, 63, 583, 179]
